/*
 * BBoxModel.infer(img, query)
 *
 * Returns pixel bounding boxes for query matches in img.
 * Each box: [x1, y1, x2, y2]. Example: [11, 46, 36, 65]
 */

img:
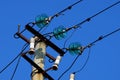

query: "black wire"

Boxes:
[74, 48, 91, 74]
[21, 43, 29, 50]
[63, 29, 77, 49]
[72, 28, 120, 74]
[0, 43, 29, 74]
[74, 1, 120, 29]
[102, 28, 120, 39]
[58, 54, 81, 80]
[38, 25, 49, 34]
[85, 27, 120, 49]
[58, 48, 91, 80]
[44, 1, 120, 38]
[32, 0, 83, 34]
[0, 55, 19, 74]
[89, 1, 120, 19]
[71, 28, 120, 75]
[20, 22, 35, 34]
[57, 26, 120, 79]
[51, 0, 83, 19]
[10, 56, 21, 80]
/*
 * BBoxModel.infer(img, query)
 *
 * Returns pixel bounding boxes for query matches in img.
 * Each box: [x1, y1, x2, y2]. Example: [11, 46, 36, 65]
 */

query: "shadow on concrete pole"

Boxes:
[32, 40, 46, 80]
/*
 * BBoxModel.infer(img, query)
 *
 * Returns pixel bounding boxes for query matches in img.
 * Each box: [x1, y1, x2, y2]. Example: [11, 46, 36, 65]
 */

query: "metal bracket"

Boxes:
[21, 53, 54, 80]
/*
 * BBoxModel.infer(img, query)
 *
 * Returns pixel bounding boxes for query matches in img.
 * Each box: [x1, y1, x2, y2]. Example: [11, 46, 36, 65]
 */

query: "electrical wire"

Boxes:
[58, 27, 120, 80]
[75, 1, 120, 28]
[10, 43, 30, 80]
[63, 29, 77, 49]
[51, 0, 83, 19]
[38, 24, 50, 34]
[35, 0, 83, 36]
[58, 48, 91, 80]
[15, 1, 120, 40]
[74, 47, 91, 74]
[14, 0, 83, 39]
[85, 27, 120, 49]
[72, 28, 120, 74]
[0, 43, 29, 74]
[0, 55, 19, 74]
[63, 1, 120, 32]
[20, 22, 35, 34]
[58, 54, 81, 80]
[71, 27, 120, 74]
[68, 27, 120, 76]
[10, 56, 21, 80]
[42, 1, 120, 40]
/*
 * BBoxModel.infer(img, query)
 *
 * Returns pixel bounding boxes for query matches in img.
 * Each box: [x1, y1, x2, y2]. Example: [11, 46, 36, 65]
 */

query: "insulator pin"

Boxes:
[53, 55, 62, 70]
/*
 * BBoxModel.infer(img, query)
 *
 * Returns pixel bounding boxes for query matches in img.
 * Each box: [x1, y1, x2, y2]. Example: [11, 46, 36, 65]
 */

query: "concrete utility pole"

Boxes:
[31, 38, 46, 80]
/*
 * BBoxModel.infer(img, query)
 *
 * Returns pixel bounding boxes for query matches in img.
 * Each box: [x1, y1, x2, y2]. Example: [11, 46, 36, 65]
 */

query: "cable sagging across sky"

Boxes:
[73, 48, 91, 74]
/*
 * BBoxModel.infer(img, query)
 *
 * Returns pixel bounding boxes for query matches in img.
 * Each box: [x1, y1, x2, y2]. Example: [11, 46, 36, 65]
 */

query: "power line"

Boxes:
[0, 43, 28, 74]
[13, 0, 83, 37]
[43, 1, 120, 41]
[10, 56, 21, 80]
[85, 27, 120, 48]
[0, 54, 20, 74]
[51, 0, 83, 19]
[74, 28, 120, 74]
[58, 27, 120, 80]
[58, 54, 81, 80]
[58, 48, 91, 80]
[11, 1, 120, 80]
[74, 48, 91, 74]
[67, 1, 120, 30]
[75, 1, 120, 28]
[63, 29, 77, 49]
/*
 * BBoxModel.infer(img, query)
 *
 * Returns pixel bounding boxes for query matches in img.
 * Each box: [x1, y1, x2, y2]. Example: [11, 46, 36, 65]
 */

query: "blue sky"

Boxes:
[0, 0, 120, 80]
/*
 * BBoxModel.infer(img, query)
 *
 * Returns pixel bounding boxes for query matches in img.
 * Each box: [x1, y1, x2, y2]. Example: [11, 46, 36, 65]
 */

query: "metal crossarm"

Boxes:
[21, 53, 54, 80]
[25, 24, 65, 56]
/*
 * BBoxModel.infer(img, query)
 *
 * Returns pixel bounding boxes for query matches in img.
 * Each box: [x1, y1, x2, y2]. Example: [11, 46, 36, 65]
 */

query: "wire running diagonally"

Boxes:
[10, 56, 21, 80]
[75, 1, 120, 28]
[85, 27, 120, 48]
[51, 0, 83, 19]
[0, 43, 29, 74]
